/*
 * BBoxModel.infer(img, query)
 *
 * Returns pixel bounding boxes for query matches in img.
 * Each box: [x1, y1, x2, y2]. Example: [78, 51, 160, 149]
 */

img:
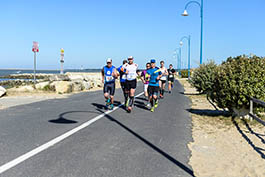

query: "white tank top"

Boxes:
[123, 63, 138, 81]
[160, 67, 167, 80]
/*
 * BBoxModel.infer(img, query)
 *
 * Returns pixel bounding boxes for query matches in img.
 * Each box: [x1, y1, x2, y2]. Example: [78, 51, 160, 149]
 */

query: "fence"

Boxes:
[249, 97, 265, 126]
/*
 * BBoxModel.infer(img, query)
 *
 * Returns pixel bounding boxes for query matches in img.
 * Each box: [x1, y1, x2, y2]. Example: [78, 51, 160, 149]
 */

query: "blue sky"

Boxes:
[0, 0, 264, 69]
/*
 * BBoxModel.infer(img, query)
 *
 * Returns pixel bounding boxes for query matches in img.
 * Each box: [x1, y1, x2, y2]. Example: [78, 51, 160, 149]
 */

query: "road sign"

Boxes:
[32, 41, 39, 52]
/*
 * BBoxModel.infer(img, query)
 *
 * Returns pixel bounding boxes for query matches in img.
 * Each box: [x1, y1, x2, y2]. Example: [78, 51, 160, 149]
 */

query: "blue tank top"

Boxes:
[104, 65, 115, 83]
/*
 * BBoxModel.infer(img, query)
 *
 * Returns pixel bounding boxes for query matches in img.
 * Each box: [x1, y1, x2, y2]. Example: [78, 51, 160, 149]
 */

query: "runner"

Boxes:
[117, 59, 128, 103]
[167, 64, 176, 93]
[141, 62, 151, 107]
[159, 61, 168, 99]
[101, 58, 117, 110]
[146, 59, 162, 112]
[123, 56, 138, 113]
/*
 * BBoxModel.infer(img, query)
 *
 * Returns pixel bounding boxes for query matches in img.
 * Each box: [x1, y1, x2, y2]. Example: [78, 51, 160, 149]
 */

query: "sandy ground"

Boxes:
[179, 78, 265, 177]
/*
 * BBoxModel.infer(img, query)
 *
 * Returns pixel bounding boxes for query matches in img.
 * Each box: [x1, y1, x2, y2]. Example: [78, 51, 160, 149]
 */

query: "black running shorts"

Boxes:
[148, 85, 159, 96]
[104, 82, 115, 96]
[125, 79, 137, 90]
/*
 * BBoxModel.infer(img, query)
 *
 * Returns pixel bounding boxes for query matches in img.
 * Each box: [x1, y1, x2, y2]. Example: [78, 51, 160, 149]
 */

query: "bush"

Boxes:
[209, 55, 265, 111]
[42, 85, 55, 91]
[180, 69, 189, 78]
[189, 60, 217, 93]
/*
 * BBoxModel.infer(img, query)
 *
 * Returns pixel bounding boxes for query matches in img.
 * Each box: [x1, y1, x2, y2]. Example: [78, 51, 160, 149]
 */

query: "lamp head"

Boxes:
[182, 10, 189, 16]
[180, 41, 183, 46]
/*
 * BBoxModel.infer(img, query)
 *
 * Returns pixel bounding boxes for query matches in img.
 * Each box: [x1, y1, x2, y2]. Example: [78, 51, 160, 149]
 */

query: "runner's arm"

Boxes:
[101, 68, 105, 83]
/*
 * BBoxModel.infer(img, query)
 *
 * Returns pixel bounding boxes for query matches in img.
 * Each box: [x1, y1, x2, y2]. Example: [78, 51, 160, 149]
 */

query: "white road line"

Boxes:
[0, 92, 144, 174]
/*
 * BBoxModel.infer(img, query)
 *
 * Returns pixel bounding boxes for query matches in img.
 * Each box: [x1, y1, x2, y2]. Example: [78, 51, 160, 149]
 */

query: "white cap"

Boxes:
[128, 56, 134, 59]
[106, 58, 112, 63]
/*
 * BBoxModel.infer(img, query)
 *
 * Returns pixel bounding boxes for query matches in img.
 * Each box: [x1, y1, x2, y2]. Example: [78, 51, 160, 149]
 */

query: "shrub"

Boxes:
[189, 60, 217, 93]
[42, 85, 55, 91]
[209, 55, 265, 111]
[180, 69, 189, 78]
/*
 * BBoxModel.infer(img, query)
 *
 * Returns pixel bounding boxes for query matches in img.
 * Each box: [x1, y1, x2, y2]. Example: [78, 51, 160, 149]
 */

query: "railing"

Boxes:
[249, 97, 265, 126]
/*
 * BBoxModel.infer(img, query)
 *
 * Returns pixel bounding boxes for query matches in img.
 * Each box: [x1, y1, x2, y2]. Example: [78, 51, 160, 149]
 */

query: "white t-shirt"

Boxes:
[123, 63, 138, 81]
[160, 67, 168, 81]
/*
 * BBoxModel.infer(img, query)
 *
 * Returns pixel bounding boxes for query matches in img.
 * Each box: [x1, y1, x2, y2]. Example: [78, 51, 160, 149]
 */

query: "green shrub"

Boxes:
[180, 69, 189, 78]
[42, 85, 55, 92]
[189, 60, 217, 93]
[209, 55, 265, 111]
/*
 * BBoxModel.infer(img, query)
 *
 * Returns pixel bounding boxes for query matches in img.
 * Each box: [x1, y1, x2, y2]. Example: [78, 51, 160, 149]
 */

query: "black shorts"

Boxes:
[120, 82, 126, 91]
[125, 79, 137, 90]
[160, 80, 166, 84]
[104, 82, 115, 96]
[148, 85, 159, 96]
[168, 77, 174, 83]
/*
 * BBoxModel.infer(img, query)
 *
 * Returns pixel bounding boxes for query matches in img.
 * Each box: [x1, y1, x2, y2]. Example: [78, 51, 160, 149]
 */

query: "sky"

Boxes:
[0, 0, 265, 70]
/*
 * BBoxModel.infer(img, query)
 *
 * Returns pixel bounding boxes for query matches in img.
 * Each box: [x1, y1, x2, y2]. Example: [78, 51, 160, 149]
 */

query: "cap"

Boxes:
[128, 56, 134, 60]
[150, 59, 156, 63]
[106, 58, 112, 63]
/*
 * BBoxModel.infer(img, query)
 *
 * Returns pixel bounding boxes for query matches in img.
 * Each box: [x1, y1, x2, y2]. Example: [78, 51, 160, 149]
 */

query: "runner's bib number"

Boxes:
[106, 76, 114, 82]
[169, 75, 173, 78]
[127, 73, 136, 80]
[122, 74, 127, 80]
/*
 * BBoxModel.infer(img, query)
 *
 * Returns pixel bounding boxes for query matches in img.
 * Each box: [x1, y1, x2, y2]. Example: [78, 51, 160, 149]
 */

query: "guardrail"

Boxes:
[249, 97, 265, 126]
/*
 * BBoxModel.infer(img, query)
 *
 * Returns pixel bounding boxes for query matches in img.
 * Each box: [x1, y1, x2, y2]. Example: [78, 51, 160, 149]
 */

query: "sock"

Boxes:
[150, 99, 154, 107]
[125, 92, 129, 103]
[129, 96, 134, 107]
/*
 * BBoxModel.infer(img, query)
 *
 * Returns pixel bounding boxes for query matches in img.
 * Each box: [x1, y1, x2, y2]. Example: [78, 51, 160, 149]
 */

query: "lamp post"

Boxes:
[180, 35, 191, 78]
[182, 0, 203, 65]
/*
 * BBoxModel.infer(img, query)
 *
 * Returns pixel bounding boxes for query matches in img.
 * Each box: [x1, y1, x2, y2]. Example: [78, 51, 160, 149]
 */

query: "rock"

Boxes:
[68, 75, 84, 82]
[0, 86, 7, 97]
[91, 79, 103, 87]
[16, 85, 35, 92]
[72, 82, 83, 92]
[82, 81, 92, 90]
[35, 82, 50, 90]
[49, 75, 70, 81]
[51, 81, 73, 94]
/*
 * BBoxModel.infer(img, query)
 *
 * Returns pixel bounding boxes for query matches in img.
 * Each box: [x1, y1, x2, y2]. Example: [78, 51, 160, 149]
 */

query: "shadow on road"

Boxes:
[134, 100, 149, 111]
[179, 91, 201, 96]
[96, 108, 195, 177]
[49, 111, 100, 124]
[186, 108, 231, 117]
[232, 117, 265, 159]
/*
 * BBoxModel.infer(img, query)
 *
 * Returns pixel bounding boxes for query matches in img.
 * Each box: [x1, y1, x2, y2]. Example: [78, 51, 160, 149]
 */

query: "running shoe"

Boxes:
[146, 103, 151, 108]
[109, 104, 114, 110]
[150, 107, 155, 112]
[127, 107, 132, 113]
[154, 100, 158, 108]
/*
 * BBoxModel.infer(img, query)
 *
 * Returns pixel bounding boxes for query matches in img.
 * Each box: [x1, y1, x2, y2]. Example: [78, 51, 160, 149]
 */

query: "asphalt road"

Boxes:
[0, 81, 194, 177]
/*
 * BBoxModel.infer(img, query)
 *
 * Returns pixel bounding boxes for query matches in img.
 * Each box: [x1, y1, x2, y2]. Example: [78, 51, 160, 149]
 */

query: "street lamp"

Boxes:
[182, 0, 203, 65]
[180, 35, 191, 78]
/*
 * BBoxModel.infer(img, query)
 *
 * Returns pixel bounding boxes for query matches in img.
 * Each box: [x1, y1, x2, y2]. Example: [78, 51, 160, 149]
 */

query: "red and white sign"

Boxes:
[32, 41, 39, 52]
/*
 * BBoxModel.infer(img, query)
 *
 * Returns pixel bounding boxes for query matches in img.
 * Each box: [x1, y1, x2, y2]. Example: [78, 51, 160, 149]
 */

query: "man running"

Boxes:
[117, 59, 128, 103]
[146, 59, 162, 112]
[167, 64, 176, 93]
[159, 61, 168, 99]
[101, 58, 117, 110]
[123, 56, 138, 113]
[141, 62, 151, 107]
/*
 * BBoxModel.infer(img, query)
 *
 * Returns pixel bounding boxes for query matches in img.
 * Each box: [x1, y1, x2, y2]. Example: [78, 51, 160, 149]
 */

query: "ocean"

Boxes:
[0, 69, 101, 81]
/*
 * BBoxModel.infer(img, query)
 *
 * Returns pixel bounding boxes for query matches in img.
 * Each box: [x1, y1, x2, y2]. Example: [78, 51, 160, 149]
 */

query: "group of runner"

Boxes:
[101, 56, 176, 113]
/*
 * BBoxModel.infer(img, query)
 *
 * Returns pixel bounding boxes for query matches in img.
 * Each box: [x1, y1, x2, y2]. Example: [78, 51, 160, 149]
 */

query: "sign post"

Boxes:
[60, 48, 64, 74]
[32, 41, 39, 84]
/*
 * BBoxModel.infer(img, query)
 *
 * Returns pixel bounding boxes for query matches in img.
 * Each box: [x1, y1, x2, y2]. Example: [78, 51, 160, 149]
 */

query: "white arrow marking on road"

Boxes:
[0, 92, 144, 174]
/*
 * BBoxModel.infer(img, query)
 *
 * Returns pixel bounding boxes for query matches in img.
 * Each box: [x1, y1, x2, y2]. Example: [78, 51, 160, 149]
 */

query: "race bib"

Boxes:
[122, 74, 127, 80]
[169, 75, 173, 78]
[106, 76, 114, 82]
[127, 73, 136, 80]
